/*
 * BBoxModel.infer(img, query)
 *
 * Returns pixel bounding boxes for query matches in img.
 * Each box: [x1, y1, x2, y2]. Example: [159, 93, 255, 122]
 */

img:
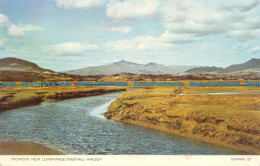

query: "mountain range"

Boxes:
[67, 58, 260, 75]
[0, 57, 259, 76]
[67, 60, 195, 75]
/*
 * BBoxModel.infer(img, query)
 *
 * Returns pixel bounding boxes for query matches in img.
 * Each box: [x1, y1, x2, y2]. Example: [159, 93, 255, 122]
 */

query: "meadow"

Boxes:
[105, 81, 260, 154]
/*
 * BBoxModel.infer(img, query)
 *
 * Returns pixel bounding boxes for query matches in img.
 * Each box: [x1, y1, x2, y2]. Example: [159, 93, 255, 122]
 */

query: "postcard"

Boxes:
[0, 0, 259, 166]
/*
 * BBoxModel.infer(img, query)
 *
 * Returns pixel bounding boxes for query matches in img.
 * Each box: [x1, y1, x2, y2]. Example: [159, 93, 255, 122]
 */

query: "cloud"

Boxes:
[55, 0, 107, 9]
[160, 31, 199, 44]
[248, 46, 260, 53]
[105, 26, 133, 33]
[227, 30, 259, 42]
[53, 0, 260, 43]
[231, 42, 260, 54]
[158, 0, 260, 41]
[106, 0, 159, 20]
[0, 14, 9, 27]
[105, 0, 259, 42]
[7, 24, 44, 37]
[105, 35, 173, 52]
[44, 42, 99, 56]
[0, 13, 44, 37]
[105, 30, 197, 54]
[0, 39, 9, 50]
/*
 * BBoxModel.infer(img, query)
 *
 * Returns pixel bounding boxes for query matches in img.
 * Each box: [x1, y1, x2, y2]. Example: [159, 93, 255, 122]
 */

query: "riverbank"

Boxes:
[0, 85, 126, 112]
[0, 140, 64, 155]
[104, 86, 260, 154]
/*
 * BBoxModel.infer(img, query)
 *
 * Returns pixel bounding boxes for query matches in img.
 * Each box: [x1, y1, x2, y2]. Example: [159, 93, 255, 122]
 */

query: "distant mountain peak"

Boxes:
[146, 62, 157, 66]
[115, 60, 127, 63]
[248, 58, 258, 63]
[114, 60, 128, 64]
[114, 60, 138, 65]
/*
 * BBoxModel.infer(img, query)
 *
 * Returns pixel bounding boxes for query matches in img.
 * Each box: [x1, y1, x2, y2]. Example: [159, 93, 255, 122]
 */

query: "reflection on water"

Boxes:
[0, 93, 239, 154]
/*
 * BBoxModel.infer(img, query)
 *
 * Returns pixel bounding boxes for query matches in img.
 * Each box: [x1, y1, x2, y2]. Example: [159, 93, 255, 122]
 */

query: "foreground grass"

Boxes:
[105, 81, 260, 154]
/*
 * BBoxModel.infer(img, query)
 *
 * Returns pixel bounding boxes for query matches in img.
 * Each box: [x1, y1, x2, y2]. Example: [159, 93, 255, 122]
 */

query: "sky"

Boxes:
[0, 0, 259, 71]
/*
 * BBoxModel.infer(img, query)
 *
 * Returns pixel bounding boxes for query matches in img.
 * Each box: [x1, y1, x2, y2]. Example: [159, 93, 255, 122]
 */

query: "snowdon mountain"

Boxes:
[67, 60, 194, 76]
[0, 57, 52, 73]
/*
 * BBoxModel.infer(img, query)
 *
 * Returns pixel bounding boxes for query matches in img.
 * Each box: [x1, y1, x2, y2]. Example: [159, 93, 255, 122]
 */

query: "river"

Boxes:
[0, 92, 240, 154]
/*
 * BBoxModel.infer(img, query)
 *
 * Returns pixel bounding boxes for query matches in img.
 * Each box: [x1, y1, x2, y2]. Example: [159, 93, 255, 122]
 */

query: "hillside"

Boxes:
[0, 57, 51, 73]
[184, 66, 223, 74]
[222, 58, 260, 73]
[0, 57, 104, 81]
[184, 58, 260, 74]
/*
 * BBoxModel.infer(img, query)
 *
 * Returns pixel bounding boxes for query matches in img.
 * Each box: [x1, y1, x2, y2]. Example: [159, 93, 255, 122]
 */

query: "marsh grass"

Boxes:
[105, 82, 260, 154]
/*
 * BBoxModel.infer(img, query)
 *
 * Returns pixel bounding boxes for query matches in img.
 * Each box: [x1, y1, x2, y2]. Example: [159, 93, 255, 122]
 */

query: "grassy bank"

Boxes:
[104, 81, 260, 154]
[0, 85, 126, 112]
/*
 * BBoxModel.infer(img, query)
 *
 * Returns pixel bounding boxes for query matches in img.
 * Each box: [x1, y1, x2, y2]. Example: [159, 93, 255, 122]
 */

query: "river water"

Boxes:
[0, 93, 240, 154]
